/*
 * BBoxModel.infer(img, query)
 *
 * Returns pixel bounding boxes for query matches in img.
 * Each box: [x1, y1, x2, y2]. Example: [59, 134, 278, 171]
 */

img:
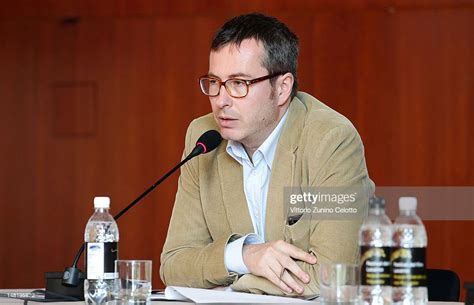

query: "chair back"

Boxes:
[427, 268, 460, 302]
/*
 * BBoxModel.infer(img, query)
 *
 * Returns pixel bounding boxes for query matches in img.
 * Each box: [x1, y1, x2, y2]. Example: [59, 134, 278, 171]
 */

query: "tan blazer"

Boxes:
[160, 92, 375, 295]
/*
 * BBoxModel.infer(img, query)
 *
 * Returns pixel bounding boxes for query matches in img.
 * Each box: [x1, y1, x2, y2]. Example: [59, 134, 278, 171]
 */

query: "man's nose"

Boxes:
[213, 85, 233, 108]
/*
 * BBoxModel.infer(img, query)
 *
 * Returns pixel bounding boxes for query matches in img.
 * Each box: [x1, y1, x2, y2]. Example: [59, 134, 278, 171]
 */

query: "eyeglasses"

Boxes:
[199, 72, 285, 98]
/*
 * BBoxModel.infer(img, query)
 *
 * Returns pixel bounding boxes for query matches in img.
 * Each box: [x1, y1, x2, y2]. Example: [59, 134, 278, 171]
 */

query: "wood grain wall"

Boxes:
[0, 0, 472, 300]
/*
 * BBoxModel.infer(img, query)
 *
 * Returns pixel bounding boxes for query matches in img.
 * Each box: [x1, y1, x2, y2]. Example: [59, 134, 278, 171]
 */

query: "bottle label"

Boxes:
[86, 242, 118, 280]
[391, 247, 427, 287]
[360, 246, 391, 286]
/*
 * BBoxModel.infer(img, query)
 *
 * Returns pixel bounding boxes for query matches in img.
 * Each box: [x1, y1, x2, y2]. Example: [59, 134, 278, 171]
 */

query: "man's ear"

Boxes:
[276, 72, 294, 106]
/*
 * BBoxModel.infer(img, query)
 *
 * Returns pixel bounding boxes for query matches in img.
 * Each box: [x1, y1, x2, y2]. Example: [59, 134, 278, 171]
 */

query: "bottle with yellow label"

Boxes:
[391, 197, 427, 305]
[359, 196, 393, 305]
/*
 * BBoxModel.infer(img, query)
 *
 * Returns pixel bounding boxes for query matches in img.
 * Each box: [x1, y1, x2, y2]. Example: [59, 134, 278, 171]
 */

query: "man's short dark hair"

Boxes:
[211, 13, 299, 100]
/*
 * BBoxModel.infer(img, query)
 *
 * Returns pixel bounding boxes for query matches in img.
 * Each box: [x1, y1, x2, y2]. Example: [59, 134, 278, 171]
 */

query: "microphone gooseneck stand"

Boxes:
[43, 130, 222, 301]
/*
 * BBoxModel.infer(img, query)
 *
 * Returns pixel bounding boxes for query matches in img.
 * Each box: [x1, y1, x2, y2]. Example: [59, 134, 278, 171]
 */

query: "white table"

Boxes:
[0, 289, 465, 304]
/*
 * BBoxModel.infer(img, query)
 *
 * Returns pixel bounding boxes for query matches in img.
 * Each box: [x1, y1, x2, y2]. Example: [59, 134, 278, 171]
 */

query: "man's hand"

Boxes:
[242, 240, 317, 294]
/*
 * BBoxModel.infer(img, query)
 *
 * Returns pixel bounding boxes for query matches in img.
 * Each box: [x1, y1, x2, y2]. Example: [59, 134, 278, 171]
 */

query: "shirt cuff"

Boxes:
[224, 233, 264, 274]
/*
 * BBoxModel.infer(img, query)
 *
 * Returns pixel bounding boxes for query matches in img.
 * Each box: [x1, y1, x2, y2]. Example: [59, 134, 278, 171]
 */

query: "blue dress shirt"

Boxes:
[223, 109, 289, 274]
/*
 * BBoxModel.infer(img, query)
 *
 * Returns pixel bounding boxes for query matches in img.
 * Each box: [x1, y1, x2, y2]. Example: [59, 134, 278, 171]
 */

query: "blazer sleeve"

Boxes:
[231, 124, 374, 295]
[159, 124, 240, 288]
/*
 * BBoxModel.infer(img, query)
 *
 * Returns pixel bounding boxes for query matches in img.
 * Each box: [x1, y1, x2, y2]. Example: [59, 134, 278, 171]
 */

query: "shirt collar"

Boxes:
[226, 108, 289, 169]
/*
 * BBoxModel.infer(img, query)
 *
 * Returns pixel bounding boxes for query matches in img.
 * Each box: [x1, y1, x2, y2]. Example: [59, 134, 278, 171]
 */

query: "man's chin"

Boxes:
[218, 129, 242, 143]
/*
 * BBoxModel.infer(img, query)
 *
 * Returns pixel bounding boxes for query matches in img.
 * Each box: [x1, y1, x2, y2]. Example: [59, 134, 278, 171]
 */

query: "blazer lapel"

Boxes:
[265, 98, 308, 241]
[217, 150, 254, 235]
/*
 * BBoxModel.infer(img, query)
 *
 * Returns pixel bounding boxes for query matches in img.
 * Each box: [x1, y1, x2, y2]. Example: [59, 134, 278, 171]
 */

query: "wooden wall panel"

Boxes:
[32, 19, 117, 283]
[0, 1, 472, 300]
[0, 19, 38, 288]
[394, 9, 473, 185]
[2, 0, 474, 18]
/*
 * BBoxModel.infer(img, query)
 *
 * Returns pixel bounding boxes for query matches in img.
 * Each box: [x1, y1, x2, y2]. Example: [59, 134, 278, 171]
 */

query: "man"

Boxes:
[160, 13, 374, 296]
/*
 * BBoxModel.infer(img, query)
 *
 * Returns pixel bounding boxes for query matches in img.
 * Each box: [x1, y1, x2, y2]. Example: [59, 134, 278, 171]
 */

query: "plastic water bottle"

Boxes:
[359, 196, 393, 305]
[392, 197, 427, 305]
[84, 197, 119, 305]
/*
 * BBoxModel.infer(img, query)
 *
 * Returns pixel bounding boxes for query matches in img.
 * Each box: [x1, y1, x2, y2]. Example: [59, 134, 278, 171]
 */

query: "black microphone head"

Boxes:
[195, 130, 222, 154]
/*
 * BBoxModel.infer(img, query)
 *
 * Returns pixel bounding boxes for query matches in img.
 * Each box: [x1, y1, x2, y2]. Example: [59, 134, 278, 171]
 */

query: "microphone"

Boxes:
[187, 129, 223, 160]
[48, 130, 222, 299]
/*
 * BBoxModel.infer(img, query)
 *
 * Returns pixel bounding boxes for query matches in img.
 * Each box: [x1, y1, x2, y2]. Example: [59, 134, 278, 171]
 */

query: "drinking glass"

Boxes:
[320, 263, 360, 305]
